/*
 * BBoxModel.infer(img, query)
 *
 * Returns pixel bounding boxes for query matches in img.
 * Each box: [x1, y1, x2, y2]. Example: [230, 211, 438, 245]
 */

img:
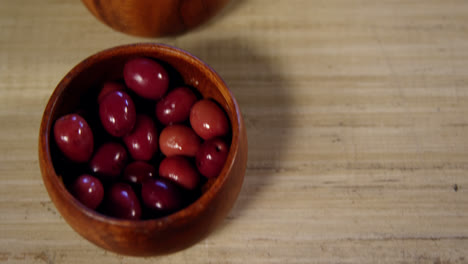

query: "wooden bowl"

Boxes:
[81, 0, 231, 37]
[38, 43, 247, 256]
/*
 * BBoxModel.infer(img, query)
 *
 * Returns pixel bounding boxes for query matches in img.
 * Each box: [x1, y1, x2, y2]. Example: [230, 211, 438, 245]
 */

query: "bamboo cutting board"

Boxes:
[1, 0, 468, 263]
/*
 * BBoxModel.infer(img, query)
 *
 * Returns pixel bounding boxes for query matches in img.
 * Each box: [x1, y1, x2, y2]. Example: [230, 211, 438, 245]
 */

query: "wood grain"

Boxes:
[1, 0, 468, 263]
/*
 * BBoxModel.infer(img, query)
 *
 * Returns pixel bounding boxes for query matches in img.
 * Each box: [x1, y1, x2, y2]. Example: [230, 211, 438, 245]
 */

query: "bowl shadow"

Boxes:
[185, 0, 248, 35]
[189, 0, 247, 34]
[182, 37, 293, 233]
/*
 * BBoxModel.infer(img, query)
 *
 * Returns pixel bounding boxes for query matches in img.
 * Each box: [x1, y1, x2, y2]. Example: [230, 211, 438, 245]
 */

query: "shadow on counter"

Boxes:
[183, 36, 293, 232]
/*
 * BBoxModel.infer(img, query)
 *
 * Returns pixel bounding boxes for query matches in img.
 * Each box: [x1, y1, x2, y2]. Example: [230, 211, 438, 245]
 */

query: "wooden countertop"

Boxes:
[1, 0, 468, 263]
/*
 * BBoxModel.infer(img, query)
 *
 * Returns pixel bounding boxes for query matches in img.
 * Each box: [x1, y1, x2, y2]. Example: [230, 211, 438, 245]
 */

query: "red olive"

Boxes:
[159, 124, 201, 157]
[104, 183, 141, 220]
[155, 86, 198, 125]
[190, 99, 230, 140]
[53, 114, 94, 163]
[99, 91, 136, 137]
[123, 57, 169, 100]
[122, 161, 156, 184]
[141, 178, 183, 212]
[89, 142, 128, 181]
[196, 138, 229, 178]
[71, 174, 104, 210]
[123, 115, 158, 161]
[159, 156, 200, 190]
[97, 81, 125, 104]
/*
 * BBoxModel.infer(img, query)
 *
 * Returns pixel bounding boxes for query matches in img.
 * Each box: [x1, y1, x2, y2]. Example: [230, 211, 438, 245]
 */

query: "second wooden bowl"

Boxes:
[81, 0, 231, 37]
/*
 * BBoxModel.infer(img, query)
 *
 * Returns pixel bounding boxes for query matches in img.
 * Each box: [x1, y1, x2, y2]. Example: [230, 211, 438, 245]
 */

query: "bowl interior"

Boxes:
[46, 44, 240, 200]
[45, 42, 240, 213]
[39, 44, 245, 255]
[40, 44, 245, 230]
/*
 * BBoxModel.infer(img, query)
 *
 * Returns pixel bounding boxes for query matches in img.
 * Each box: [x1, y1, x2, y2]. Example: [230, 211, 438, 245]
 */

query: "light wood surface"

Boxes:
[1, 0, 468, 263]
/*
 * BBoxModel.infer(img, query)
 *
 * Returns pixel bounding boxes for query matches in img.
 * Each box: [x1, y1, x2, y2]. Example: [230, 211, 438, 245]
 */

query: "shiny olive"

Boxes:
[123, 57, 169, 100]
[141, 178, 183, 212]
[53, 114, 94, 163]
[159, 156, 200, 190]
[99, 91, 136, 137]
[190, 99, 229, 140]
[104, 183, 141, 220]
[71, 174, 104, 210]
[155, 86, 197, 125]
[159, 124, 201, 157]
[122, 161, 156, 184]
[196, 137, 229, 178]
[89, 142, 128, 181]
[123, 115, 158, 161]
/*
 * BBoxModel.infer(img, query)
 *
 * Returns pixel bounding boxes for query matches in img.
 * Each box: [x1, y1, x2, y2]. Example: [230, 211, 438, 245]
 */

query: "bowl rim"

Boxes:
[39, 43, 242, 229]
